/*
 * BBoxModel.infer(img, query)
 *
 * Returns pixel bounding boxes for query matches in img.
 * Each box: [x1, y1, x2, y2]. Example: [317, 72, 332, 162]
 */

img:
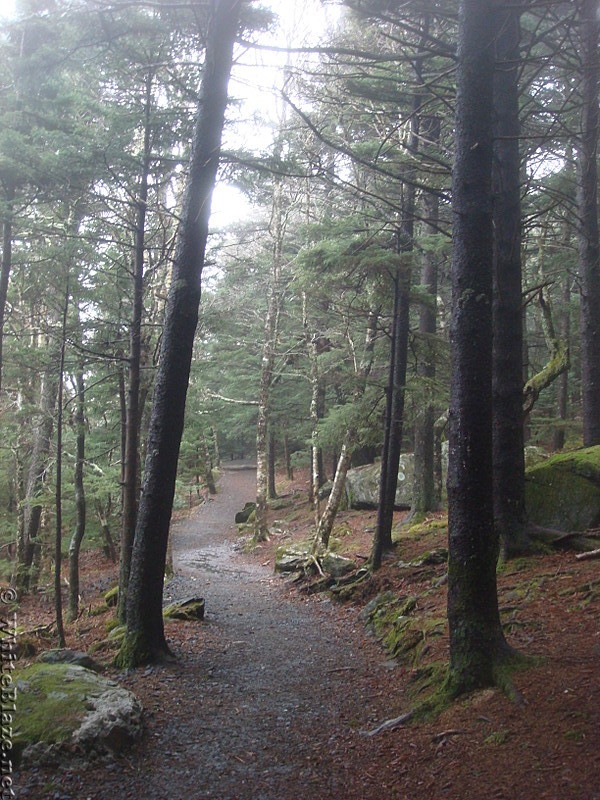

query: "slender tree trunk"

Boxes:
[283, 434, 293, 481]
[412, 118, 441, 516]
[201, 435, 217, 494]
[16, 361, 59, 592]
[577, 0, 600, 447]
[95, 499, 116, 562]
[315, 309, 378, 550]
[268, 430, 277, 499]
[54, 285, 68, 647]
[492, 2, 529, 559]
[372, 80, 421, 568]
[68, 354, 86, 622]
[553, 276, 571, 450]
[254, 178, 284, 541]
[117, 0, 241, 667]
[446, 0, 510, 696]
[211, 426, 221, 468]
[0, 183, 15, 393]
[371, 241, 412, 567]
[118, 72, 153, 624]
[303, 292, 323, 524]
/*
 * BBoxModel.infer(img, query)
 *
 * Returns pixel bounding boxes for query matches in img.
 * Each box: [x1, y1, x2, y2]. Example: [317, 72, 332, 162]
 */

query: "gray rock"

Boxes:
[37, 649, 104, 673]
[345, 454, 414, 510]
[14, 663, 143, 768]
[320, 552, 356, 578]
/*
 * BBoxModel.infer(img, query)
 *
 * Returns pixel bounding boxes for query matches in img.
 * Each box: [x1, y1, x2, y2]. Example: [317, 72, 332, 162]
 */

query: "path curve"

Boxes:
[21, 466, 398, 800]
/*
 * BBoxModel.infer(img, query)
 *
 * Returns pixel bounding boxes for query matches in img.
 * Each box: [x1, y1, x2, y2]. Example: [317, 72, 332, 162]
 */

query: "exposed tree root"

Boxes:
[527, 523, 598, 553]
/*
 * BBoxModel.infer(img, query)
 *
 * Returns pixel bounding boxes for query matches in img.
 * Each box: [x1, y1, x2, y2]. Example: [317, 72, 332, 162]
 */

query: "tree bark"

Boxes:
[446, 0, 510, 696]
[117, 0, 241, 667]
[491, 2, 529, 559]
[118, 71, 153, 624]
[68, 353, 86, 622]
[268, 430, 277, 499]
[16, 360, 59, 592]
[577, 0, 600, 447]
[54, 283, 68, 648]
[552, 275, 571, 451]
[412, 124, 440, 516]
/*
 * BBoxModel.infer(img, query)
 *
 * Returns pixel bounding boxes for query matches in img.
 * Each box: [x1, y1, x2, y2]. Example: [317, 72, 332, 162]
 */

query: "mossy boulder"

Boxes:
[275, 545, 356, 578]
[163, 596, 205, 621]
[12, 663, 143, 767]
[345, 456, 414, 510]
[36, 649, 104, 673]
[235, 502, 256, 524]
[525, 446, 600, 532]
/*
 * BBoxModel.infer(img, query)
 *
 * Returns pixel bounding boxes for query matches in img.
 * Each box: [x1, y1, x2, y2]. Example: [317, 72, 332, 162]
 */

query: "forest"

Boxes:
[1, 0, 599, 797]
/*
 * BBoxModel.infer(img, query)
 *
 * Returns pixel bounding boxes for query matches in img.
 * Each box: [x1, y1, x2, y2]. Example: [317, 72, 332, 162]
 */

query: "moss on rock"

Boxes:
[525, 445, 600, 531]
[12, 663, 142, 767]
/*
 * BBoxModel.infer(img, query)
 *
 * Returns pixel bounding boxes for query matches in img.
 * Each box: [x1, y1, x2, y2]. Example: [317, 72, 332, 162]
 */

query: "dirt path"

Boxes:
[24, 466, 399, 800]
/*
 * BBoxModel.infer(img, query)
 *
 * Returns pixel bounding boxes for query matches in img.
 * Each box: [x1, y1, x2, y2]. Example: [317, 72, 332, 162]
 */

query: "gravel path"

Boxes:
[19, 466, 398, 800]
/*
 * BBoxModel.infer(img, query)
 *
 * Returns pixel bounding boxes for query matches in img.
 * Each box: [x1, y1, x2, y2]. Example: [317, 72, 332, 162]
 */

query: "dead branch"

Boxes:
[575, 548, 600, 561]
[362, 711, 414, 736]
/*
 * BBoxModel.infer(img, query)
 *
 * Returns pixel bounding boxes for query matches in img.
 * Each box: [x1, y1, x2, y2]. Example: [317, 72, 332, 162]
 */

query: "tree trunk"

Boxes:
[303, 292, 324, 525]
[68, 355, 86, 622]
[577, 0, 600, 447]
[446, 0, 510, 696]
[16, 361, 59, 592]
[372, 77, 421, 568]
[491, 2, 529, 559]
[283, 433, 293, 481]
[553, 275, 571, 450]
[372, 242, 413, 566]
[412, 118, 441, 516]
[0, 183, 15, 393]
[268, 430, 277, 499]
[254, 177, 285, 541]
[118, 71, 153, 624]
[54, 285, 68, 647]
[201, 435, 217, 495]
[95, 499, 116, 562]
[315, 309, 378, 551]
[116, 0, 241, 668]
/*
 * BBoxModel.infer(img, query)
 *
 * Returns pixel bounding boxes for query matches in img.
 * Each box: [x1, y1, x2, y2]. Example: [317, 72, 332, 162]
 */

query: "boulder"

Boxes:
[235, 502, 256, 524]
[12, 663, 143, 767]
[36, 649, 104, 673]
[320, 552, 357, 578]
[525, 445, 600, 532]
[345, 454, 414, 510]
[274, 545, 356, 578]
[163, 596, 205, 621]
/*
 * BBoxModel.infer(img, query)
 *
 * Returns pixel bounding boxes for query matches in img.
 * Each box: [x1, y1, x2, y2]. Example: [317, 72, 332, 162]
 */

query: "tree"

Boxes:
[491, 2, 529, 558]
[445, 0, 511, 695]
[576, 0, 600, 447]
[116, 0, 243, 667]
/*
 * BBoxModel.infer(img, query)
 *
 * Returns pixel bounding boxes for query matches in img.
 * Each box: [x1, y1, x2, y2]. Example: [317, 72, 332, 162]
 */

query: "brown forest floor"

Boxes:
[10, 464, 600, 800]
